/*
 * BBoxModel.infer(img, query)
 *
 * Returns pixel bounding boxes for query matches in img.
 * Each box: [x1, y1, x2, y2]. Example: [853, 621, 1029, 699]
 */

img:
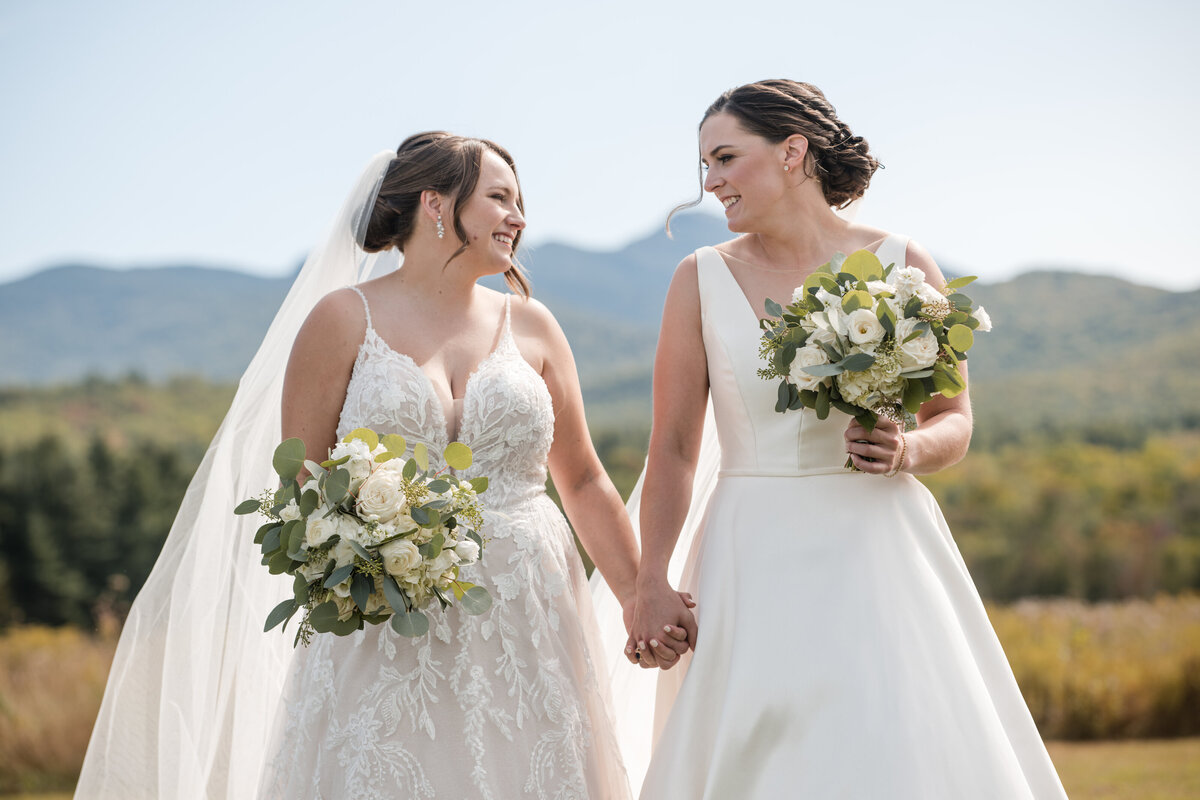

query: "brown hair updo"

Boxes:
[671, 80, 880, 228]
[362, 131, 530, 297]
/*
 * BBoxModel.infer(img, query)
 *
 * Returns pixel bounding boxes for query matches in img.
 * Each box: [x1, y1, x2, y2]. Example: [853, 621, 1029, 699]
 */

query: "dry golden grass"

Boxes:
[0, 627, 115, 793]
[991, 594, 1200, 739]
[1048, 738, 1200, 800]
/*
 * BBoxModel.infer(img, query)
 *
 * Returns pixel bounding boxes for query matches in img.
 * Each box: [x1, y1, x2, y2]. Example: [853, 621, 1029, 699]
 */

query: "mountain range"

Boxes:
[3, 213, 1197, 435]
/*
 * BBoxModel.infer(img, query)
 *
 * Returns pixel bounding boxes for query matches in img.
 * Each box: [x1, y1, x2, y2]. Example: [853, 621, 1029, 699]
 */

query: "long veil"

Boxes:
[75, 150, 400, 799]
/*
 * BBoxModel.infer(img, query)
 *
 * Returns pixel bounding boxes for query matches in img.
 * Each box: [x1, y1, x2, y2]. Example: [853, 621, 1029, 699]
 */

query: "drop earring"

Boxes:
[436, 214, 445, 239]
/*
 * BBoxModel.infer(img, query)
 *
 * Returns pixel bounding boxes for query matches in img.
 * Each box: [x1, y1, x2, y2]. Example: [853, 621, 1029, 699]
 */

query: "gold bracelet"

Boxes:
[885, 434, 907, 478]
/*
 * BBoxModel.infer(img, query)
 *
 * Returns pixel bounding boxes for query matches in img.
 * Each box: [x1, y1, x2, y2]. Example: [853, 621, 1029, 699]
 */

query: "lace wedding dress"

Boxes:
[258, 289, 630, 799]
[625, 237, 1068, 798]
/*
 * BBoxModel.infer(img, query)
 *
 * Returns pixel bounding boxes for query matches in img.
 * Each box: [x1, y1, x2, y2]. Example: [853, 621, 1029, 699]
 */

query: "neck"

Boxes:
[747, 182, 851, 268]
[390, 246, 481, 308]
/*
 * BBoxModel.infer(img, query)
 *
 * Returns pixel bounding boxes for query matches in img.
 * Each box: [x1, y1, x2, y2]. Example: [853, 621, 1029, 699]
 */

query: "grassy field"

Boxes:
[3, 740, 1198, 798]
[1, 599, 1197, 795]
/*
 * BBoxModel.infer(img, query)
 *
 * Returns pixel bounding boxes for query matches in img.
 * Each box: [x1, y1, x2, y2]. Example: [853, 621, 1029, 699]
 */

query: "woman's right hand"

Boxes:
[626, 578, 698, 670]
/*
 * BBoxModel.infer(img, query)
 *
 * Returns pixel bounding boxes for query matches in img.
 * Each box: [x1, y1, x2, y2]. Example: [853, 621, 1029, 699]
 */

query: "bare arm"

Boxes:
[845, 240, 974, 474]
[628, 255, 709, 665]
[280, 289, 365, 466]
[522, 299, 642, 610]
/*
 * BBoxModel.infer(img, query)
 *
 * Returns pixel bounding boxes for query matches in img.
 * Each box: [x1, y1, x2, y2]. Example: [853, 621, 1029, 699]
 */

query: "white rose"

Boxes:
[454, 538, 480, 564]
[973, 306, 993, 332]
[429, 548, 460, 574]
[788, 344, 831, 391]
[846, 308, 885, 348]
[379, 538, 423, 577]
[279, 500, 301, 522]
[356, 466, 407, 523]
[304, 515, 338, 549]
[894, 318, 940, 371]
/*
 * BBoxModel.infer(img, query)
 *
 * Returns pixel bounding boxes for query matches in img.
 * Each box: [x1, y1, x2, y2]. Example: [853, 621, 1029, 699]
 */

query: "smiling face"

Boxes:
[700, 111, 793, 232]
[454, 149, 526, 274]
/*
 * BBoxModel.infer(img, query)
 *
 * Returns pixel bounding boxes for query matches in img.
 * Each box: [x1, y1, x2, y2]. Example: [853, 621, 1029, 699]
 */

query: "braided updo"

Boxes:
[362, 131, 529, 297]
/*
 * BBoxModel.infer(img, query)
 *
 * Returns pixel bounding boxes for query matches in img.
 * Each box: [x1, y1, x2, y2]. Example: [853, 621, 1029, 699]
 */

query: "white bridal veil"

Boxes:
[75, 150, 401, 799]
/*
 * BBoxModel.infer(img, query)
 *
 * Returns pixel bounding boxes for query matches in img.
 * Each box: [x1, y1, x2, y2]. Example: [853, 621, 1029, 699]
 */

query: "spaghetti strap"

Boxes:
[347, 285, 373, 331]
[501, 294, 513, 338]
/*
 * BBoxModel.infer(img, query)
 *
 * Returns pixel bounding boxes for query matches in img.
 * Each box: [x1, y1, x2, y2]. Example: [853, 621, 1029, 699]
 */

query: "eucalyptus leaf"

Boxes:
[947, 324, 974, 353]
[348, 539, 373, 561]
[764, 297, 784, 318]
[903, 296, 924, 318]
[299, 489, 319, 518]
[293, 572, 309, 604]
[324, 563, 355, 588]
[350, 572, 372, 612]
[267, 550, 292, 575]
[427, 479, 451, 494]
[272, 438, 307, 482]
[410, 506, 431, 527]
[899, 369, 934, 379]
[841, 249, 884, 282]
[383, 574, 411, 614]
[802, 363, 845, 377]
[903, 378, 928, 414]
[381, 433, 407, 456]
[775, 379, 790, 413]
[307, 601, 340, 633]
[325, 468, 350, 506]
[413, 442, 429, 472]
[943, 275, 978, 290]
[460, 585, 493, 615]
[469, 476, 489, 493]
[402, 458, 418, 480]
[947, 293, 974, 312]
[344, 427, 379, 450]
[815, 383, 831, 419]
[254, 522, 278, 546]
[840, 289, 873, 313]
[320, 454, 351, 469]
[235, 499, 260, 515]
[390, 608, 430, 638]
[419, 532, 445, 559]
[303, 459, 327, 480]
[261, 526, 282, 555]
[443, 442, 473, 471]
[329, 615, 361, 636]
[264, 599, 297, 632]
[827, 252, 848, 273]
[839, 352, 876, 372]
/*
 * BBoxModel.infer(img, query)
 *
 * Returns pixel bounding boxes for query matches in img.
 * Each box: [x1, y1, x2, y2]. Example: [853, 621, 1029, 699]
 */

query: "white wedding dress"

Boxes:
[258, 290, 630, 799]
[627, 238, 1068, 798]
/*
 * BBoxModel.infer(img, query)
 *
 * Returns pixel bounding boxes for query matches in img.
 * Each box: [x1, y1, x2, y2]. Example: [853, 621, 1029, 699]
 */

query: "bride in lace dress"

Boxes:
[256, 132, 692, 799]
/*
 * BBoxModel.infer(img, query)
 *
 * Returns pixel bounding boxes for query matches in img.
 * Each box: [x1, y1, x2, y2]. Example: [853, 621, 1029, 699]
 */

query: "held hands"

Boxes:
[844, 417, 907, 477]
[624, 580, 698, 670]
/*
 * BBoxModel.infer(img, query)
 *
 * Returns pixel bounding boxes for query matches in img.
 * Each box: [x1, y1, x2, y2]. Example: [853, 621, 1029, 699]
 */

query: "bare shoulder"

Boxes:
[510, 293, 563, 340]
[902, 239, 948, 290]
[295, 287, 369, 352]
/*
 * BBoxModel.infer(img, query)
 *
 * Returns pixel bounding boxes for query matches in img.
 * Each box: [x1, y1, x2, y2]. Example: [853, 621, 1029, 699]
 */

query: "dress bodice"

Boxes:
[336, 289, 555, 508]
[696, 235, 909, 476]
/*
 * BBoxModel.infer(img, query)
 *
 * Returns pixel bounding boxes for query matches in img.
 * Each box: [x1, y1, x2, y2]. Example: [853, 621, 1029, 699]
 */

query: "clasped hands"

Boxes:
[622, 578, 698, 670]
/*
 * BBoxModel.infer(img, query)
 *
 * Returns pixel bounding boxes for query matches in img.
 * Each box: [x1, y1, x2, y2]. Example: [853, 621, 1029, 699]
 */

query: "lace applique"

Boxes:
[259, 291, 629, 798]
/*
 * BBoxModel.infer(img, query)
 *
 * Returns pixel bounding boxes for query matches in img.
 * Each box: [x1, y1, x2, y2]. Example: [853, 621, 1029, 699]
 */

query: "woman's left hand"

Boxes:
[844, 417, 905, 476]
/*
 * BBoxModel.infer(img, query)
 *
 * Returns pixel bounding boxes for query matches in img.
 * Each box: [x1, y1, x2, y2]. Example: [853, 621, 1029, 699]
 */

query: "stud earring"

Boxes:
[784, 164, 791, 172]
[436, 214, 445, 239]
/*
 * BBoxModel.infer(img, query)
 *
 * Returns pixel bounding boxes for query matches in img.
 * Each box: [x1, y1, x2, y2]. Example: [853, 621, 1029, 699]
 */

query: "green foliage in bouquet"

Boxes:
[757, 249, 989, 432]
[235, 428, 491, 646]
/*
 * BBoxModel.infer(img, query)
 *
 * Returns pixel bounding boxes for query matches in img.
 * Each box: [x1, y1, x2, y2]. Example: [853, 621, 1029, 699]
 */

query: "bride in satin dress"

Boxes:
[622, 80, 1069, 798]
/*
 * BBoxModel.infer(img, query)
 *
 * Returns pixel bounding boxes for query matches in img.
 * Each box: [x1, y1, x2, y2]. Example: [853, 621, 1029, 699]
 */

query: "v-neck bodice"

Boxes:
[336, 288, 555, 507]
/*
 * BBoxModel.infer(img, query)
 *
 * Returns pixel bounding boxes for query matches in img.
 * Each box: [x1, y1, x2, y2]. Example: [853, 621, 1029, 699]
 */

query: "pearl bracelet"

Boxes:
[885, 434, 908, 478]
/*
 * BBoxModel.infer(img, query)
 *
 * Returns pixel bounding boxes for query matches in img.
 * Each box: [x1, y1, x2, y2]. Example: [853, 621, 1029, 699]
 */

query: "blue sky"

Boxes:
[1, 0, 1197, 286]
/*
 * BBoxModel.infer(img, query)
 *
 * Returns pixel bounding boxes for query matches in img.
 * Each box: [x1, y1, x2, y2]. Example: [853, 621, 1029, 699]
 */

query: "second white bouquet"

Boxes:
[236, 427, 492, 646]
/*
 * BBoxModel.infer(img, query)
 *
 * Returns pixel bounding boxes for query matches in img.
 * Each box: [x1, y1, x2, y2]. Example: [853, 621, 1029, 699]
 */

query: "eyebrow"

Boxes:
[702, 144, 734, 162]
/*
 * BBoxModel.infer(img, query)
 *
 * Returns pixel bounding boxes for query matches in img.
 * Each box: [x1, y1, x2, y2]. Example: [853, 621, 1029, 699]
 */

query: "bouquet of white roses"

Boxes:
[235, 427, 491, 646]
[758, 248, 991, 436]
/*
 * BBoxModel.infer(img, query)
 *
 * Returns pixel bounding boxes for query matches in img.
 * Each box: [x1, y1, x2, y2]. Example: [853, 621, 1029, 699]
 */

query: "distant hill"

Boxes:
[2, 216, 1197, 436]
